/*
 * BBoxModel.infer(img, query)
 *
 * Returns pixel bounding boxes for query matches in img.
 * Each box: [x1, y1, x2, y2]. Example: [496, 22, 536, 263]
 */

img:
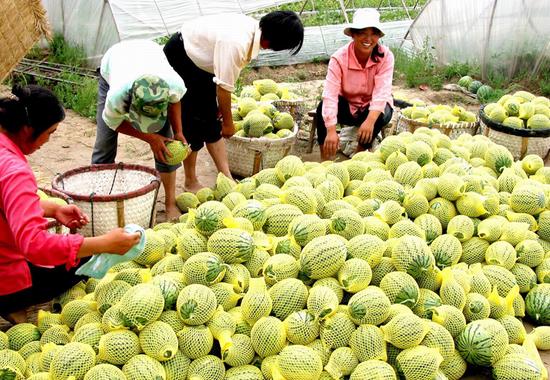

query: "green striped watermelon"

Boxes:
[456, 319, 509, 366]
[525, 284, 550, 325]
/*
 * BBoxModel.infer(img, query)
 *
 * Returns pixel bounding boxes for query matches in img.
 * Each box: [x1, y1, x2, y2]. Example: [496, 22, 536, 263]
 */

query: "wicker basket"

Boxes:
[0, 0, 51, 82]
[226, 124, 298, 177]
[272, 99, 307, 125]
[39, 187, 73, 234]
[51, 163, 161, 237]
[394, 112, 480, 138]
[479, 107, 550, 160]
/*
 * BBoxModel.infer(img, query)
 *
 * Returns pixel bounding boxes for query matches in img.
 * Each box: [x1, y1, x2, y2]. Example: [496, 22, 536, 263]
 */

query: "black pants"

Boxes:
[163, 32, 222, 152]
[316, 97, 393, 148]
[0, 261, 87, 315]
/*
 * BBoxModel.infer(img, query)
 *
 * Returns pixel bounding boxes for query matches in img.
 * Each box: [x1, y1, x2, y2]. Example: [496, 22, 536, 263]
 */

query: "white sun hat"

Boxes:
[344, 8, 385, 37]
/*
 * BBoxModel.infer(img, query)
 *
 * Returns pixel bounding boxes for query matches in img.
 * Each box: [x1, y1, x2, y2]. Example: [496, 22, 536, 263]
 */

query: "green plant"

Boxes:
[312, 56, 329, 64]
[73, 78, 99, 118]
[443, 61, 475, 80]
[7, 35, 98, 119]
[48, 34, 86, 66]
[25, 44, 46, 60]
[393, 39, 444, 90]
[539, 66, 550, 97]
[253, 0, 427, 27]
[35, 71, 98, 119]
[478, 88, 505, 104]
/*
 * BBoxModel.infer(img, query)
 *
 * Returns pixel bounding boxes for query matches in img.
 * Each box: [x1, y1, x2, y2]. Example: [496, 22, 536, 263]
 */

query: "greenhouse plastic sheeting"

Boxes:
[41, 0, 303, 66]
[254, 20, 411, 66]
[41, 0, 411, 68]
[405, 0, 550, 80]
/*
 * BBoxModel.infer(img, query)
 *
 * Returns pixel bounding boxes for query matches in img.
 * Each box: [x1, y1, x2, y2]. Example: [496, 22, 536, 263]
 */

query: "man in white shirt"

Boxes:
[92, 39, 186, 220]
[164, 11, 303, 190]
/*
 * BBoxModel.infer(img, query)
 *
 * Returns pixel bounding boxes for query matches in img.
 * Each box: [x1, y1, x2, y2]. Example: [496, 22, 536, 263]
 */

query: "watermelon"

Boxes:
[456, 319, 509, 366]
[476, 85, 493, 101]
[468, 80, 483, 94]
[525, 284, 550, 325]
[458, 76, 473, 89]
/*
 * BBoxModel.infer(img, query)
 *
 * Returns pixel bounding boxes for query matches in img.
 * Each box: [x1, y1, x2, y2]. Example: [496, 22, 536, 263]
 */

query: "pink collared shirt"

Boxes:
[0, 132, 83, 296]
[322, 41, 394, 128]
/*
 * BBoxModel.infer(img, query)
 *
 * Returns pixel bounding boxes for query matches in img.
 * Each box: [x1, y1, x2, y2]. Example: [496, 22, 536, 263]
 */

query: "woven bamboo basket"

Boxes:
[51, 163, 161, 237]
[39, 187, 74, 234]
[0, 0, 51, 82]
[479, 107, 550, 160]
[272, 99, 307, 125]
[226, 124, 298, 177]
[393, 112, 480, 138]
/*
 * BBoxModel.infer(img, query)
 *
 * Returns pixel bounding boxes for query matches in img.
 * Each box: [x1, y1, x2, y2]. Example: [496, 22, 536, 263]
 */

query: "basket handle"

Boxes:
[253, 151, 263, 174]
[57, 173, 65, 190]
[521, 137, 529, 158]
[109, 162, 124, 195]
[148, 179, 161, 227]
[90, 192, 96, 237]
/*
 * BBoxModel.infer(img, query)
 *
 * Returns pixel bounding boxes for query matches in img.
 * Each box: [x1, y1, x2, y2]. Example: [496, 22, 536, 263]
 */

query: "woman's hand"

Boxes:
[147, 134, 172, 163]
[78, 228, 142, 258]
[357, 119, 375, 145]
[54, 205, 89, 229]
[102, 228, 141, 255]
[323, 127, 340, 159]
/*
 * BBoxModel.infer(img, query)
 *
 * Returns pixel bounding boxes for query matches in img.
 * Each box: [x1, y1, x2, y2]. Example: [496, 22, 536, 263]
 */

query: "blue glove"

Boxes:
[76, 224, 146, 279]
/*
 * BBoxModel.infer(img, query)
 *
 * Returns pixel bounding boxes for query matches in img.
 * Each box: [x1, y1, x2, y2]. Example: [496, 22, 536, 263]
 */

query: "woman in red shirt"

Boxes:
[318, 8, 394, 160]
[0, 85, 140, 324]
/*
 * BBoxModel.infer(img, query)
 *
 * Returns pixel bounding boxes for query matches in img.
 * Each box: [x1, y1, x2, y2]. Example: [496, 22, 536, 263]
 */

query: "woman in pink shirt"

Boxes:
[0, 85, 140, 324]
[318, 9, 394, 160]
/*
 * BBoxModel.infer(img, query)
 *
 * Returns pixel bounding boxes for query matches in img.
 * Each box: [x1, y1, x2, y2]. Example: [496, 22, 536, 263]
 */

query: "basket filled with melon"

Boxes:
[396, 100, 479, 138]
[227, 79, 302, 177]
[479, 91, 550, 160]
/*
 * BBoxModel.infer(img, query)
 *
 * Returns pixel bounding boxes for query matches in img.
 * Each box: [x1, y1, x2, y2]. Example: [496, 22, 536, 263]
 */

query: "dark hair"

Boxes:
[260, 11, 304, 55]
[350, 28, 385, 63]
[371, 44, 385, 63]
[0, 85, 65, 139]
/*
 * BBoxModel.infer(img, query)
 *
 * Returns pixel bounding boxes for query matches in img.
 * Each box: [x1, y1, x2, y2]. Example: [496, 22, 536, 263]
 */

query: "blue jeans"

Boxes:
[91, 75, 181, 173]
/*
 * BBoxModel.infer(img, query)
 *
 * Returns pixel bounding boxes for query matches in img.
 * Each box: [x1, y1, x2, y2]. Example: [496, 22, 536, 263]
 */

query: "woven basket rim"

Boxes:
[272, 98, 305, 105]
[230, 123, 298, 146]
[51, 163, 161, 202]
[398, 111, 479, 130]
[479, 106, 550, 138]
[39, 187, 72, 202]
[39, 187, 73, 229]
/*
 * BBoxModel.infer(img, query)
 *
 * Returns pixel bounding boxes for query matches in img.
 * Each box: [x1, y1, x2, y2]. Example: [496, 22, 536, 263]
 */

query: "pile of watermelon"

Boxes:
[458, 76, 494, 102]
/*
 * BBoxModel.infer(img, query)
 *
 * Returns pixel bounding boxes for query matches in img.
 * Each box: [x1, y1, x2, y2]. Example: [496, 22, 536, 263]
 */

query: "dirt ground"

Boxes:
[6, 75, 550, 373]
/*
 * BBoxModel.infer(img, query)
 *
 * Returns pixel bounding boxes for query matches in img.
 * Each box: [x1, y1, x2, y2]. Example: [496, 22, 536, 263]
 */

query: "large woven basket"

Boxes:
[479, 107, 550, 160]
[272, 99, 306, 125]
[39, 187, 73, 234]
[226, 124, 298, 177]
[52, 163, 161, 237]
[393, 112, 480, 138]
[0, 0, 51, 82]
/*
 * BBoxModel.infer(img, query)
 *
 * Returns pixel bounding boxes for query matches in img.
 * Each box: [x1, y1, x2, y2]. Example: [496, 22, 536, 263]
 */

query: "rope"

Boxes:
[149, 179, 161, 227]
[90, 192, 96, 237]
[108, 162, 124, 195]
